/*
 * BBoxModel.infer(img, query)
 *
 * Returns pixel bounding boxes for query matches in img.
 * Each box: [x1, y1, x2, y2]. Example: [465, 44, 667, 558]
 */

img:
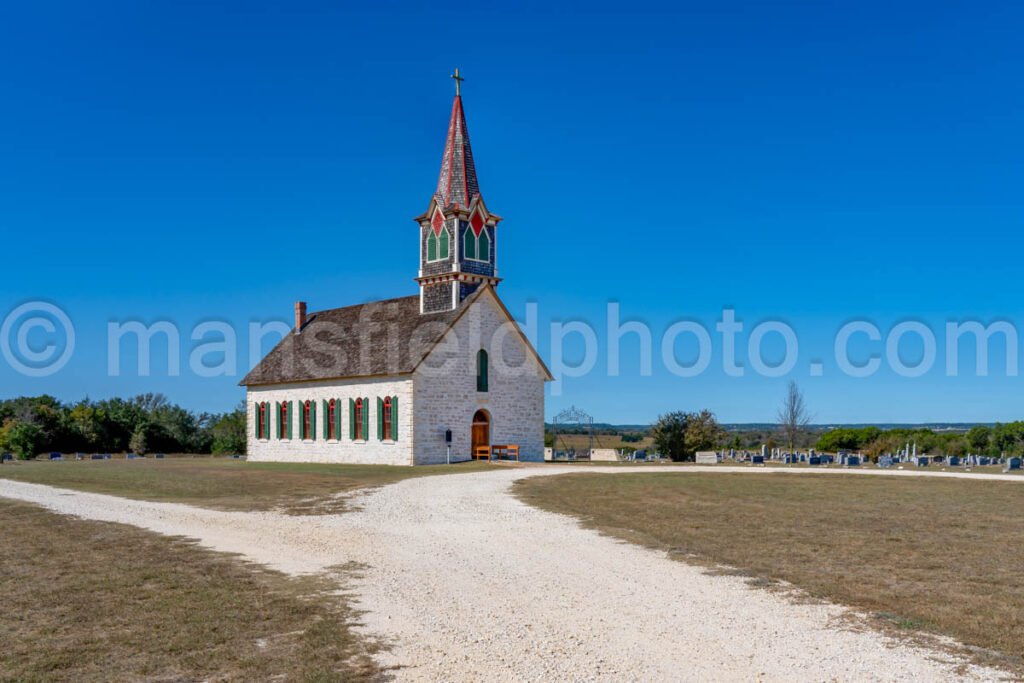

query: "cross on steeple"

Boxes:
[451, 68, 464, 97]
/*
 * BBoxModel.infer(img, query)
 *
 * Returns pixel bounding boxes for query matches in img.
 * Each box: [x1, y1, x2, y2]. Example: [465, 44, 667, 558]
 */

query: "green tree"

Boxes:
[966, 426, 992, 454]
[129, 425, 149, 455]
[685, 409, 723, 454]
[651, 410, 722, 461]
[210, 407, 247, 455]
[651, 412, 690, 461]
[1, 420, 43, 459]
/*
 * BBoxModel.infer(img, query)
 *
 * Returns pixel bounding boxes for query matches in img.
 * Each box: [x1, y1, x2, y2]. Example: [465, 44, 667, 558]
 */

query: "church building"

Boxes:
[241, 73, 552, 465]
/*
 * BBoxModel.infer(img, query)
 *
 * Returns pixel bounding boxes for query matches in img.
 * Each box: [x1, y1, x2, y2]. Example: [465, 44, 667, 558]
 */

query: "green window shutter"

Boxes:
[427, 231, 437, 261]
[349, 398, 356, 439]
[362, 397, 369, 441]
[310, 401, 317, 441]
[322, 400, 329, 440]
[376, 397, 384, 441]
[439, 228, 449, 259]
[287, 401, 293, 440]
[275, 402, 280, 439]
[254, 404, 260, 439]
[465, 229, 477, 260]
[478, 230, 490, 262]
[391, 395, 399, 441]
[334, 399, 341, 441]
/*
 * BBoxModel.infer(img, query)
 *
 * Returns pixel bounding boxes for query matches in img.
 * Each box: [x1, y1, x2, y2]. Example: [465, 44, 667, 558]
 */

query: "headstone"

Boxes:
[808, 456, 821, 466]
[947, 456, 961, 467]
[695, 451, 719, 464]
[49, 452, 62, 461]
[761, 444, 767, 458]
[751, 454, 765, 465]
[1005, 457, 1022, 472]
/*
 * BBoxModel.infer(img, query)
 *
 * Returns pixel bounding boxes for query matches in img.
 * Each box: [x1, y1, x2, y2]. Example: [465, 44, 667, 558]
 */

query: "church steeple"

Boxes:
[435, 88, 479, 209]
[415, 70, 502, 314]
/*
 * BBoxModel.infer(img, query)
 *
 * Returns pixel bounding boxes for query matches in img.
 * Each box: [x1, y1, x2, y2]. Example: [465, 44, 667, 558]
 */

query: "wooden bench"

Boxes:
[490, 444, 520, 462]
[473, 446, 491, 460]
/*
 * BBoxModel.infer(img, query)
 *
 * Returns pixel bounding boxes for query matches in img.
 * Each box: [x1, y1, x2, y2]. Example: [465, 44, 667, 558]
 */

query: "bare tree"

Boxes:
[777, 381, 811, 451]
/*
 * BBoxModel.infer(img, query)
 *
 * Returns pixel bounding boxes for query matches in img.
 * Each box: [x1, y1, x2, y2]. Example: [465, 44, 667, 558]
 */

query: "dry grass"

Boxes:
[0, 499, 380, 682]
[0, 458, 500, 514]
[515, 472, 1024, 670]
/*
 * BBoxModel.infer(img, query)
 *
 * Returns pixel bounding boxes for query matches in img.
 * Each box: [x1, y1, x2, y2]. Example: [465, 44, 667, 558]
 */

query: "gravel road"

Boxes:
[1, 466, 1016, 681]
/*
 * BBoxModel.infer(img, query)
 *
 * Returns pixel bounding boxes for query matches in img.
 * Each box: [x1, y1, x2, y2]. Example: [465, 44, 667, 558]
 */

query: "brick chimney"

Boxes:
[294, 301, 307, 333]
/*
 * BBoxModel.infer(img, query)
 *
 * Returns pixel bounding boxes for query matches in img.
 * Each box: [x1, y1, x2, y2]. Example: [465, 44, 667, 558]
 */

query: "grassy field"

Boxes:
[515, 472, 1024, 671]
[0, 458, 501, 514]
[0, 499, 378, 682]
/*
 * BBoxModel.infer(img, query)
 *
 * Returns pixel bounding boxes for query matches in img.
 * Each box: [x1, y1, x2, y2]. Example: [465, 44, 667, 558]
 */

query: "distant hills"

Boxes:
[546, 422, 996, 433]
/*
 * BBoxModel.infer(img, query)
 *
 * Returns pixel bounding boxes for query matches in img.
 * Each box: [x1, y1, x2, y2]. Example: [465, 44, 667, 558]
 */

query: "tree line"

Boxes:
[647, 381, 1024, 460]
[0, 394, 247, 459]
[814, 423, 1024, 457]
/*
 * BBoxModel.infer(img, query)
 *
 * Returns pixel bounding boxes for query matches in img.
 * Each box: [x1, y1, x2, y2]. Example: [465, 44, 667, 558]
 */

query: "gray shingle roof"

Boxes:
[240, 294, 467, 386]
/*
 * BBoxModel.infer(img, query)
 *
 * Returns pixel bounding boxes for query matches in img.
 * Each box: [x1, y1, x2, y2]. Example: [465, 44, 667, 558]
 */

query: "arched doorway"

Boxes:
[471, 409, 490, 459]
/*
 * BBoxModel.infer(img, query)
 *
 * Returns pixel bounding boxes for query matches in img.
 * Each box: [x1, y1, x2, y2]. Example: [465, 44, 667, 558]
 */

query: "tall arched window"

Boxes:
[328, 399, 337, 440]
[477, 350, 489, 392]
[258, 402, 268, 439]
[279, 402, 289, 440]
[303, 400, 312, 440]
[464, 228, 477, 261]
[354, 398, 364, 440]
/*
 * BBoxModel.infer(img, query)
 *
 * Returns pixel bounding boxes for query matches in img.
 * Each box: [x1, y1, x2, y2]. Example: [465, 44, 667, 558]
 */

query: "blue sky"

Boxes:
[2, 1, 1023, 424]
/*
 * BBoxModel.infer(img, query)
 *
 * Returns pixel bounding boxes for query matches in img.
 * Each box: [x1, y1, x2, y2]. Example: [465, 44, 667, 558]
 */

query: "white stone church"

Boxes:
[241, 76, 552, 465]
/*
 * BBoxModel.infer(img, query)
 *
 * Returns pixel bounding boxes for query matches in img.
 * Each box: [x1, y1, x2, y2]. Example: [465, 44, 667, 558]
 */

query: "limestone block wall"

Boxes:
[413, 292, 546, 464]
[246, 376, 414, 466]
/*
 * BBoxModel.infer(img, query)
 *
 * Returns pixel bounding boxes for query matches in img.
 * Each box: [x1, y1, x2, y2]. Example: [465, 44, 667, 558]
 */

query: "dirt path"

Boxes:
[1, 467, 1015, 681]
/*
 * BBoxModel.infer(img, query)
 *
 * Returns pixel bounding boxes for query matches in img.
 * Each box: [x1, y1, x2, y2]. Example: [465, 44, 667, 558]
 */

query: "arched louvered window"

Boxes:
[438, 227, 449, 259]
[477, 350, 488, 392]
[477, 229, 490, 262]
[427, 230, 438, 261]
[303, 400, 312, 440]
[465, 226, 490, 262]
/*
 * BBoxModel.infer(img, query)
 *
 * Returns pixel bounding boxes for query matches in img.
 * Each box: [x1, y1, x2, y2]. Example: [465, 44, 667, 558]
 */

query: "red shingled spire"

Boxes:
[435, 90, 479, 209]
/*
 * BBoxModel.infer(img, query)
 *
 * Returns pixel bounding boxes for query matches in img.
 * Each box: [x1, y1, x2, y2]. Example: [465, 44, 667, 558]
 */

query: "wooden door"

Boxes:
[471, 410, 490, 459]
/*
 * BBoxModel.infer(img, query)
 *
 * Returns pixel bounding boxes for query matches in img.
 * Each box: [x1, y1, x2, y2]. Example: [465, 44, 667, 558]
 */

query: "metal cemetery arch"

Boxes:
[551, 405, 594, 460]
